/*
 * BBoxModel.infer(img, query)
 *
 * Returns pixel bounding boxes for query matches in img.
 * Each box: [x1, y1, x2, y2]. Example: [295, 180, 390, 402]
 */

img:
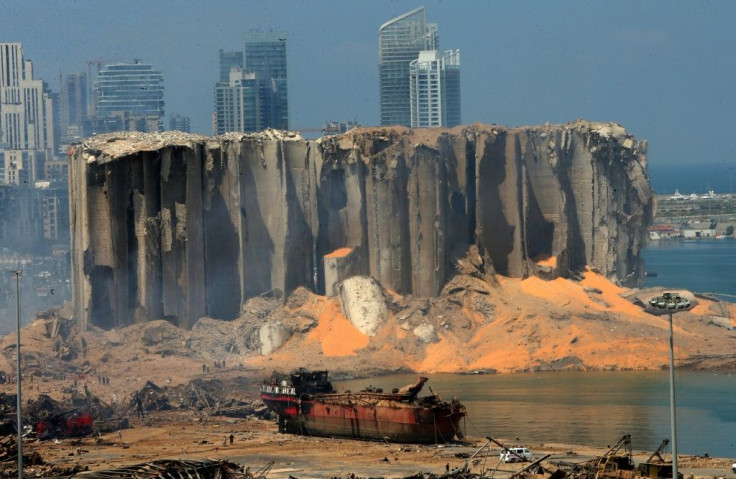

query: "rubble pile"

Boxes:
[132, 381, 173, 412]
[125, 380, 272, 420]
[0, 436, 51, 477]
[70, 459, 248, 479]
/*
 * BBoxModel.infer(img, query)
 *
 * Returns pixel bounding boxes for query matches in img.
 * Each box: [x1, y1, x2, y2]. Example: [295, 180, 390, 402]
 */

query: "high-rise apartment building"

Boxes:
[213, 32, 289, 134]
[94, 60, 164, 132]
[60, 72, 87, 146]
[409, 50, 461, 128]
[379, 7, 438, 127]
[214, 68, 272, 134]
[0, 43, 56, 185]
[244, 31, 288, 130]
[219, 50, 244, 83]
[0, 43, 56, 151]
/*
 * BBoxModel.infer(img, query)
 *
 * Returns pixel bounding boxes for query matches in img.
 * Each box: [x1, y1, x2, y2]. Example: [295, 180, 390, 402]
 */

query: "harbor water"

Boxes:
[337, 371, 736, 457]
[643, 240, 736, 302]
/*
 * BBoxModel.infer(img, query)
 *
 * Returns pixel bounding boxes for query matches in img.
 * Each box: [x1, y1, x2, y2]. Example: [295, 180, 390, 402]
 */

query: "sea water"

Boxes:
[337, 371, 736, 457]
[648, 162, 735, 196]
[643, 240, 736, 302]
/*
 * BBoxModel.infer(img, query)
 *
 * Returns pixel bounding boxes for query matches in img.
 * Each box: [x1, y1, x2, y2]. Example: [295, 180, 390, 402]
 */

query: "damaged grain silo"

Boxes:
[68, 122, 653, 331]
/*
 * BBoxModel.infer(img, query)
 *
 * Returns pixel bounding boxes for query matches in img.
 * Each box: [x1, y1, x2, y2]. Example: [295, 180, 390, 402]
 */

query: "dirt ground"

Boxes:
[0, 268, 734, 477]
[18, 410, 736, 479]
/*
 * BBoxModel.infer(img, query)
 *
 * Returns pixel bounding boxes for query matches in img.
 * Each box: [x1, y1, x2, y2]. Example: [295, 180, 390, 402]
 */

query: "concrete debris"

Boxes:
[324, 247, 361, 297]
[68, 122, 652, 330]
[258, 321, 292, 356]
[413, 322, 439, 343]
[124, 379, 273, 420]
[337, 276, 389, 337]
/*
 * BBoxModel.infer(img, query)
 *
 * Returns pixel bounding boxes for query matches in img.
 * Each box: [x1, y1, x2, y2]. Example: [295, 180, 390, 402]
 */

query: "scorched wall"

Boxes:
[68, 122, 652, 330]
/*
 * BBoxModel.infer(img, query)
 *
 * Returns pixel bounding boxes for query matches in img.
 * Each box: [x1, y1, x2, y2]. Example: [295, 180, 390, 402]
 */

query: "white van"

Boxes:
[500, 447, 534, 463]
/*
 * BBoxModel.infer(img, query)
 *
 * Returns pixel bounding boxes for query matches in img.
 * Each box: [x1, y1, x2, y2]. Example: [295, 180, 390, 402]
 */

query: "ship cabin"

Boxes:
[261, 369, 335, 397]
[260, 383, 297, 396]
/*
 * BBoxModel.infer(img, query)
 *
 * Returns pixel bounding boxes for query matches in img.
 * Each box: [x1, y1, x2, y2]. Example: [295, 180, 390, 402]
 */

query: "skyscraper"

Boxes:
[409, 50, 461, 128]
[213, 32, 289, 134]
[60, 72, 87, 146]
[94, 60, 164, 132]
[244, 31, 288, 130]
[0, 43, 56, 151]
[0, 43, 56, 185]
[379, 7, 438, 126]
[219, 50, 244, 83]
[214, 68, 272, 134]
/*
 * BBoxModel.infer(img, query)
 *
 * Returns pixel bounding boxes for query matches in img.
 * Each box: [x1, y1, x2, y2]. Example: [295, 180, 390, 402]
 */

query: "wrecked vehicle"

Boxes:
[36, 413, 93, 439]
[260, 370, 466, 443]
[501, 447, 534, 463]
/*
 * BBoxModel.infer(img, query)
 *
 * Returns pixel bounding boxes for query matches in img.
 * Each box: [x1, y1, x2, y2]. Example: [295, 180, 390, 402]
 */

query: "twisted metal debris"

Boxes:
[73, 459, 272, 479]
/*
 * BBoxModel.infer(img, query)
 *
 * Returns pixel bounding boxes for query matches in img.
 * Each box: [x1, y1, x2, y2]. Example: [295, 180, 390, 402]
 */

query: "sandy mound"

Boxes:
[1, 269, 734, 403]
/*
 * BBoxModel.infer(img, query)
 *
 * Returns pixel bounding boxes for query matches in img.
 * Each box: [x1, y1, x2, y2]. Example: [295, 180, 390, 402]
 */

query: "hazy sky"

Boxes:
[3, 0, 735, 169]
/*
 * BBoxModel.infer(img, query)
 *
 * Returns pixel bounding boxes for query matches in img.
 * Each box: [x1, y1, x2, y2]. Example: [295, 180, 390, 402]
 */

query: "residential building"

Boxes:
[379, 7, 438, 126]
[219, 50, 243, 83]
[0, 43, 57, 188]
[0, 44, 69, 260]
[213, 32, 289, 133]
[0, 43, 56, 156]
[0, 182, 68, 251]
[43, 158, 68, 185]
[39, 183, 69, 242]
[94, 60, 164, 132]
[409, 50, 461, 128]
[214, 69, 271, 134]
[2, 149, 53, 186]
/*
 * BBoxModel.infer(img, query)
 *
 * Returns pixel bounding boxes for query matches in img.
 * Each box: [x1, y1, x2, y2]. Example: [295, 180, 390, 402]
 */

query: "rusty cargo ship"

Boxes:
[260, 370, 466, 443]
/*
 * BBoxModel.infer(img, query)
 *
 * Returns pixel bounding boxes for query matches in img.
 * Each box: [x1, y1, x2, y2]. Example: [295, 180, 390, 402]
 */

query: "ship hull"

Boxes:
[261, 392, 464, 443]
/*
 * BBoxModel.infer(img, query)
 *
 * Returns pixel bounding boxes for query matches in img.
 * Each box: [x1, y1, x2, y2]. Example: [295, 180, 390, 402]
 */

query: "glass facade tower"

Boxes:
[94, 61, 164, 131]
[409, 50, 461, 128]
[60, 72, 87, 145]
[214, 69, 272, 134]
[244, 32, 288, 130]
[219, 50, 244, 83]
[213, 33, 288, 134]
[379, 7, 438, 126]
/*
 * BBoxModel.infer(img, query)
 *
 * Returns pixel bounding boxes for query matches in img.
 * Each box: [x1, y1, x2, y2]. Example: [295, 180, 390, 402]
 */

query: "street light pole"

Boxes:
[10, 270, 22, 478]
[649, 292, 691, 479]
[667, 309, 678, 479]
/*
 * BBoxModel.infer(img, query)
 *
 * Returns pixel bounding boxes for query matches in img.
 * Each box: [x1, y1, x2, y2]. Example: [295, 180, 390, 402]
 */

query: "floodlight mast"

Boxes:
[648, 292, 690, 479]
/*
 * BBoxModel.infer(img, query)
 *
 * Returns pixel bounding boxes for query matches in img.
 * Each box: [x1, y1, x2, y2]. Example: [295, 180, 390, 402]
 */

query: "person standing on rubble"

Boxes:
[136, 392, 144, 419]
